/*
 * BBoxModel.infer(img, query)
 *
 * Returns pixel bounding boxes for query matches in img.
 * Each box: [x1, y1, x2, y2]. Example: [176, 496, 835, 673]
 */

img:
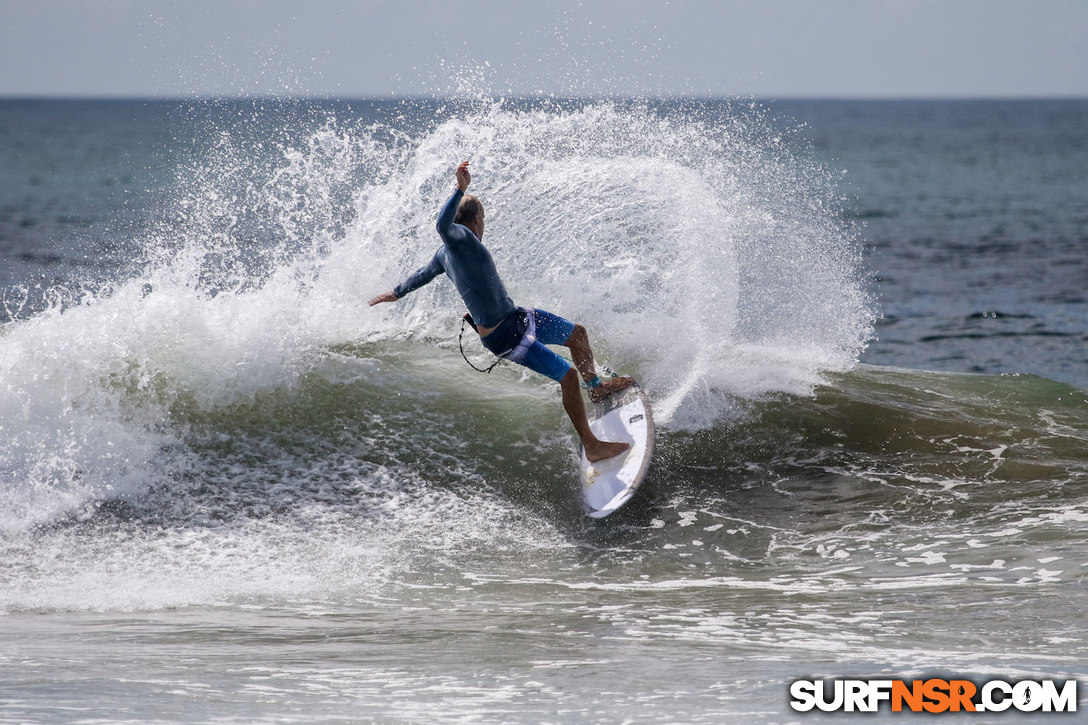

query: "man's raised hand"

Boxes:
[456, 160, 471, 191]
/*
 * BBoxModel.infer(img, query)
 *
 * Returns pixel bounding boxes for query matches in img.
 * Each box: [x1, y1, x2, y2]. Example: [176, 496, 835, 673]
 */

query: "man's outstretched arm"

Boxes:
[369, 251, 444, 306]
[371, 162, 469, 307]
[368, 291, 398, 306]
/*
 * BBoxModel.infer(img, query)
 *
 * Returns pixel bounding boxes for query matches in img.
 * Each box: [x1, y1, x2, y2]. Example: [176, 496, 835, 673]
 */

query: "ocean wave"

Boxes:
[3, 335, 1085, 612]
[1, 99, 873, 537]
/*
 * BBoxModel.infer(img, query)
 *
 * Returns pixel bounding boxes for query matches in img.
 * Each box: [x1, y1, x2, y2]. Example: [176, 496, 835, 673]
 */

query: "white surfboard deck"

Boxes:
[580, 382, 655, 518]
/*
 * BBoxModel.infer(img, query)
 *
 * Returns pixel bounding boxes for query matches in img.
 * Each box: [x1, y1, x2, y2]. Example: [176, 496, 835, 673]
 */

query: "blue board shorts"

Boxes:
[480, 307, 575, 382]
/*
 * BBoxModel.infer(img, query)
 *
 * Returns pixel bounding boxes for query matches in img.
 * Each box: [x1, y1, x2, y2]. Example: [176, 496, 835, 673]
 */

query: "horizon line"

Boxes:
[3, 92, 1088, 103]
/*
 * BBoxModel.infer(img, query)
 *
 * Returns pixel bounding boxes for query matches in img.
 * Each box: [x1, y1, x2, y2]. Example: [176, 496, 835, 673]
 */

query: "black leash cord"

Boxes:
[459, 315, 502, 373]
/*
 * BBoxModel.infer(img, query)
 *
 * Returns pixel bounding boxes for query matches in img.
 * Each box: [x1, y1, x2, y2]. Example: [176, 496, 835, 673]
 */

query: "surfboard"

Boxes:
[580, 382, 655, 518]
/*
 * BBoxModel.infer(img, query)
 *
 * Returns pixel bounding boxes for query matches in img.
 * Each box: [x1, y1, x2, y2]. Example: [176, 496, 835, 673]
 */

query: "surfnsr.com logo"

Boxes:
[789, 678, 1078, 713]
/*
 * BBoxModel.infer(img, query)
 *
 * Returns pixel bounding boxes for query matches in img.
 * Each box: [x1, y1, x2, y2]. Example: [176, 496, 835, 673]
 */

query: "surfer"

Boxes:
[370, 161, 633, 462]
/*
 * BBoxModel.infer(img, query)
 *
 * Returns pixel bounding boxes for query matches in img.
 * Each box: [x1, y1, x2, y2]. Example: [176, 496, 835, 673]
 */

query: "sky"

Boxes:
[2, 0, 1086, 99]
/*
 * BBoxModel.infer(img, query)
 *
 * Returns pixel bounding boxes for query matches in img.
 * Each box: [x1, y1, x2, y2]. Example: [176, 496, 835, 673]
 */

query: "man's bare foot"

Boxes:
[589, 375, 635, 403]
[585, 438, 630, 463]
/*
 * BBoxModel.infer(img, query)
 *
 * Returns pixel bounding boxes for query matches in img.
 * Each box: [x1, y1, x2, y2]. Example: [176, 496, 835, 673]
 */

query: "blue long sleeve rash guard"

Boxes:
[393, 188, 516, 329]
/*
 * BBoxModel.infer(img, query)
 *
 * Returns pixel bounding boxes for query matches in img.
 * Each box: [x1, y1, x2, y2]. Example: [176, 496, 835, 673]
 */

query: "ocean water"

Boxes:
[0, 97, 1086, 723]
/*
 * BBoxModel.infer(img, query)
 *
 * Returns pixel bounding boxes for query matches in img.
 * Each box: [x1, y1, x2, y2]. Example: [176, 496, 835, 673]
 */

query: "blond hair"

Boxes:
[455, 194, 483, 226]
